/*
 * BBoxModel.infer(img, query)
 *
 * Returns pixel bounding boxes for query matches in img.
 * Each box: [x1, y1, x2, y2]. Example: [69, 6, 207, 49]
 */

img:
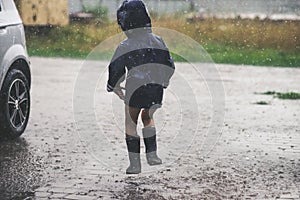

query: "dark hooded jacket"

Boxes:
[106, 28, 175, 92]
[107, 0, 175, 108]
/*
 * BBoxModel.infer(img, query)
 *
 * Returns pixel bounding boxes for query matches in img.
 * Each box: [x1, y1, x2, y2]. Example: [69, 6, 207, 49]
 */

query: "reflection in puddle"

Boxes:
[0, 138, 44, 200]
[114, 177, 167, 200]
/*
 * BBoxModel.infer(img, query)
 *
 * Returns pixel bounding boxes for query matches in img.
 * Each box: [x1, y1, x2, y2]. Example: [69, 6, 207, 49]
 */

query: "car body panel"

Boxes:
[0, 0, 30, 90]
[0, 43, 30, 87]
[0, 0, 22, 27]
[0, 0, 31, 138]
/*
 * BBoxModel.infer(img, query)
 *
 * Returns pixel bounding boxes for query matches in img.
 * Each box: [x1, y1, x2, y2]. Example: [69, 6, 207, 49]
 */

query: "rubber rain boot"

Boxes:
[142, 127, 162, 166]
[125, 134, 141, 174]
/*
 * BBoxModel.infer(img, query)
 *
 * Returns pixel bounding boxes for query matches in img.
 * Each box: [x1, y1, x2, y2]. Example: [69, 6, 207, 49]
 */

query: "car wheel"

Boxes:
[0, 69, 30, 139]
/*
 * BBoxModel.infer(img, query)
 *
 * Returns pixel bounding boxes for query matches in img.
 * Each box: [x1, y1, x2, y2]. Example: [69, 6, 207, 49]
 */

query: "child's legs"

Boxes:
[125, 105, 141, 136]
[141, 108, 157, 128]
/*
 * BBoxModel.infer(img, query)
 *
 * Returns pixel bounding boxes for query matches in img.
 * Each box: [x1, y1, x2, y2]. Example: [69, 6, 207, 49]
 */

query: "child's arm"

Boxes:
[107, 45, 126, 92]
[159, 38, 175, 89]
[162, 51, 175, 88]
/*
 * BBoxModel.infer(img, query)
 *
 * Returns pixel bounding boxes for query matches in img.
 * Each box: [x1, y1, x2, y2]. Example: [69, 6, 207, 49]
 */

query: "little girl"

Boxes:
[107, 0, 175, 174]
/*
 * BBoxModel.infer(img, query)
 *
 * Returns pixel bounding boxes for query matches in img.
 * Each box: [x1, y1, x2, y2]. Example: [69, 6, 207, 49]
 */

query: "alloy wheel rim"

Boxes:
[7, 79, 29, 129]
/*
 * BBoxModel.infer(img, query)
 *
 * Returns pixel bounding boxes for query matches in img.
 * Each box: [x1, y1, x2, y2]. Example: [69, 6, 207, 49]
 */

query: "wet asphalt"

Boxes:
[0, 57, 299, 200]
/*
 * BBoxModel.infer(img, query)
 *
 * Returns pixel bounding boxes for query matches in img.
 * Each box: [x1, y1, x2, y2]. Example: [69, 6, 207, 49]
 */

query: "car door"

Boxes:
[0, 0, 10, 65]
[0, 0, 10, 85]
[0, 0, 22, 82]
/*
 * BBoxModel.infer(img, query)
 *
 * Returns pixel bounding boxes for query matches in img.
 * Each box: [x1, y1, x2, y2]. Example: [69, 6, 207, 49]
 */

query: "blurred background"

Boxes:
[68, 0, 300, 20]
[15, 0, 300, 67]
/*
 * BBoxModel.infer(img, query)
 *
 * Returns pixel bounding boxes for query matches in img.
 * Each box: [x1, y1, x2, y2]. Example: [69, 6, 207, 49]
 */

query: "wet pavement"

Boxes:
[0, 57, 299, 199]
[0, 138, 43, 199]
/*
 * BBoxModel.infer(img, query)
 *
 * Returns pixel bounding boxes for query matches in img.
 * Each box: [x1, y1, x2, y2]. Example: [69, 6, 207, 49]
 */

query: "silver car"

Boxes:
[0, 0, 31, 139]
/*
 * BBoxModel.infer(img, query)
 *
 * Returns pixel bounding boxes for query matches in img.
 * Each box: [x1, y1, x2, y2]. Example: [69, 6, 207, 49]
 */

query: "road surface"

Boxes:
[0, 57, 299, 199]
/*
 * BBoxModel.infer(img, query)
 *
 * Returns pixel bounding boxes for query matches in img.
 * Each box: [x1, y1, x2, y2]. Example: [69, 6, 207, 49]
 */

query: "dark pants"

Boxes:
[125, 83, 163, 109]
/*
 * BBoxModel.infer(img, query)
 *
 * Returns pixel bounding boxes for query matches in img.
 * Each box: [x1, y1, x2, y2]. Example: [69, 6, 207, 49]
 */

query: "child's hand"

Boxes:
[114, 86, 125, 100]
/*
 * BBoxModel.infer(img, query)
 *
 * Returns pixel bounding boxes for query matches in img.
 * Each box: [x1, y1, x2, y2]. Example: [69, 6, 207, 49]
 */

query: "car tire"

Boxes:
[0, 69, 30, 139]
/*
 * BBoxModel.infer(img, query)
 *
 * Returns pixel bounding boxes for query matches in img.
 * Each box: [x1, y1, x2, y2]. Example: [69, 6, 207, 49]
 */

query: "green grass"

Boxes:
[27, 40, 300, 67]
[204, 43, 300, 67]
[27, 42, 300, 67]
[26, 17, 300, 67]
[260, 91, 277, 95]
[258, 91, 300, 100]
[28, 48, 88, 59]
[276, 92, 300, 100]
[254, 101, 270, 105]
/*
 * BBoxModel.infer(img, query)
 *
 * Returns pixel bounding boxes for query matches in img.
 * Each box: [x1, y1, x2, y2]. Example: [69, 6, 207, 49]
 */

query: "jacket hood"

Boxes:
[117, 0, 151, 32]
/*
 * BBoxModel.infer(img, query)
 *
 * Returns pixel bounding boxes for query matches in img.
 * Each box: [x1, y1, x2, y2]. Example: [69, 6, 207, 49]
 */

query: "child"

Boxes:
[107, 0, 175, 174]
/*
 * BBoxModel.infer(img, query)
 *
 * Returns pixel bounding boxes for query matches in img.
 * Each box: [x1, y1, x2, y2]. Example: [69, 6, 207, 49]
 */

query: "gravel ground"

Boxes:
[0, 57, 299, 200]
